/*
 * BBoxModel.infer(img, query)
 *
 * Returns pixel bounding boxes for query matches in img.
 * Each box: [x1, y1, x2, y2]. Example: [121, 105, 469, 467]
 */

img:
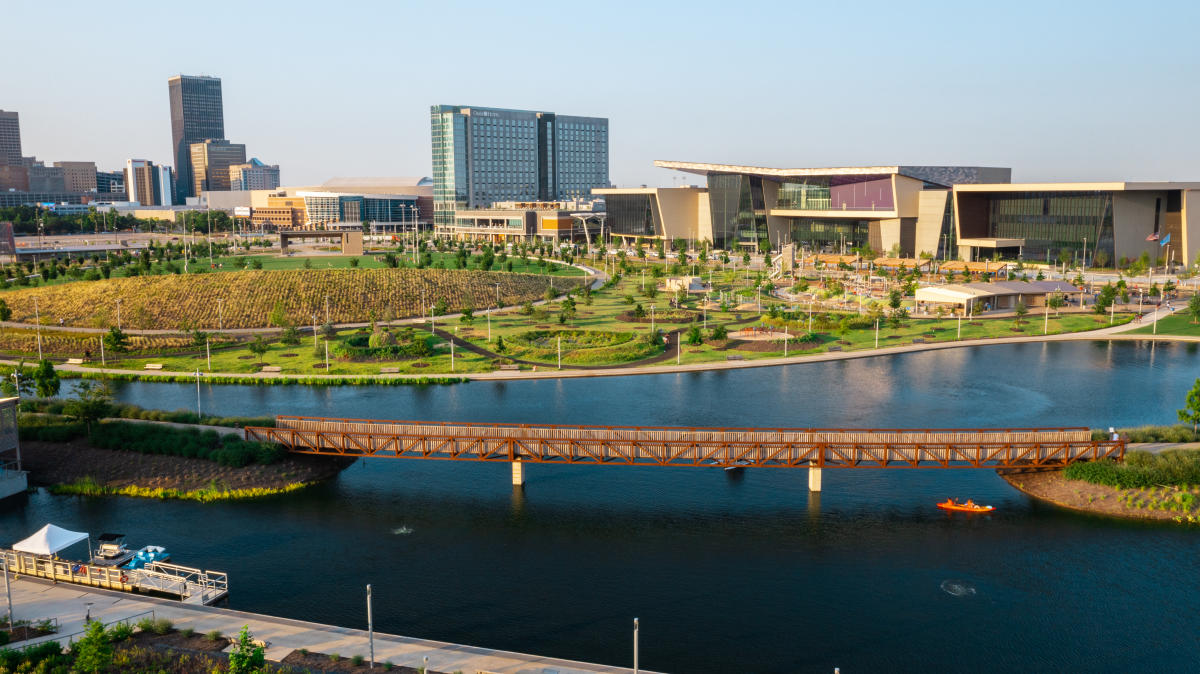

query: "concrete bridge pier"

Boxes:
[808, 465, 822, 492]
[511, 460, 525, 487]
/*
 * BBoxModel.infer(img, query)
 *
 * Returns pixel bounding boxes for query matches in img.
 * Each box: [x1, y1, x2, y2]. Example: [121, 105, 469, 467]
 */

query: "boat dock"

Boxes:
[0, 548, 228, 606]
[6, 576, 649, 674]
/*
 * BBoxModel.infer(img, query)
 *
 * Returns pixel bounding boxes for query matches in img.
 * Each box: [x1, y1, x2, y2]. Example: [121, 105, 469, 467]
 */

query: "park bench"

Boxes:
[827, 345, 842, 352]
[143, 363, 163, 370]
[380, 367, 400, 374]
[912, 337, 925, 344]
[66, 358, 84, 365]
[726, 354, 745, 361]
[260, 366, 282, 373]
[498, 364, 520, 371]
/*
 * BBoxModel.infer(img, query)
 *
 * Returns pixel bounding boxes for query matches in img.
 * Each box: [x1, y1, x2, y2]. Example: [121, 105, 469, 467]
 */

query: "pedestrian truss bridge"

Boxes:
[245, 416, 1124, 490]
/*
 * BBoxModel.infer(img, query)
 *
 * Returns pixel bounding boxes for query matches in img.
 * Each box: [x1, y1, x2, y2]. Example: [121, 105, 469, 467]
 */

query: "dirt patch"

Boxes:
[2, 625, 55, 642]
[237, 355, 255, 360]
[281, 650, 442, 673]
[129, 629, 232, 652]
[21, 438, 351, 492]
[732, 339, 820, 353]
[998, 468, 1190, 522]
[410, 362, 429, 368]
[280, 353, 299, 357]
[312, 363, 328, 369]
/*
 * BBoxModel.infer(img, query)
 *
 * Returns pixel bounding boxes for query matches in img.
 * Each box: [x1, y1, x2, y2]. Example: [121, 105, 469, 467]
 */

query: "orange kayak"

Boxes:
[937, 499, 995, 513]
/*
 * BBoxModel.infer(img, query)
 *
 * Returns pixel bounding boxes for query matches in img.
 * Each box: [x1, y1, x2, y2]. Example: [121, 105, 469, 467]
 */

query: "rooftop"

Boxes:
[656, 160, 1009, 183]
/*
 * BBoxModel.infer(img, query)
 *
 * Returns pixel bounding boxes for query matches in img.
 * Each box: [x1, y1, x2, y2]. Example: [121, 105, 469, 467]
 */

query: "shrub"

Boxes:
[181, 627, 195, 638]
[205, 629, 224, 642]
[106, 621, 134, 642]
[352, 654, 365, 665]
[72, 620, 113, 672]
[228, 625, 265, 674]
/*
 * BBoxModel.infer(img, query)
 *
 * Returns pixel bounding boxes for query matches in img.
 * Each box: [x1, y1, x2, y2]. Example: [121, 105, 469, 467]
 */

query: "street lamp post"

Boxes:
[633, 618, 639, 674]
[366, 584, 375, 669]
[33, 297, 42, 360]
[194, 370, 202, 421]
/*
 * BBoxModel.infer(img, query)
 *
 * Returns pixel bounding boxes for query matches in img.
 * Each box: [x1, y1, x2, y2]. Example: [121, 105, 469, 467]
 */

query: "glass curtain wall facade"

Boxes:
[775, 176, 893, 211]
[707, 174, 767, 249]
[987, 192, 1114, 263]
[432, 105, 610, 228]
[606, 193, 658, 237]
[788, 218, 872, 252]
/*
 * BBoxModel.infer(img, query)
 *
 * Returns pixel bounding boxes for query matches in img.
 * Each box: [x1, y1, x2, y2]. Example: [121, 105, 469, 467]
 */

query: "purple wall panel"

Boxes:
[830, 177, 893, 210]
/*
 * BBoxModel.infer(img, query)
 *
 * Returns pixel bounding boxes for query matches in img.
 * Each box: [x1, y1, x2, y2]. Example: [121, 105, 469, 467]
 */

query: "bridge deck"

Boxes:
[244, 416, 1124, 468]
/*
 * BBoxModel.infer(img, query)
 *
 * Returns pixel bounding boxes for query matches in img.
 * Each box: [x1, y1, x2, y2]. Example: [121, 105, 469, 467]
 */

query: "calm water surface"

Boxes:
[2, 340, 1198, 673]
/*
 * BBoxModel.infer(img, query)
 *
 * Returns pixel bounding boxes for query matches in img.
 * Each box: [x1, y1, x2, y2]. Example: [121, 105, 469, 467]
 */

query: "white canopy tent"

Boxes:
[12, 524, 89, 556]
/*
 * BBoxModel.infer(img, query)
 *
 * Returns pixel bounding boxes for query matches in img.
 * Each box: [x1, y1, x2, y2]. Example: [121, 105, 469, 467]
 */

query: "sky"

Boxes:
[5, 0, 1199, 187]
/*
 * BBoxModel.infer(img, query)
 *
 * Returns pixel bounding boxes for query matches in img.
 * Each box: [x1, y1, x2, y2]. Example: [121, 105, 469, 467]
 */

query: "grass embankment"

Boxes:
[1, 267, 589, 329]
[1002, 447, 1200, 524]
[19, 414, 341, 501]
[50, 476, 309, 502]
[1125, 311, 1200, 336]
[19, 398, 274, 428]
[72, 369, 471, 384]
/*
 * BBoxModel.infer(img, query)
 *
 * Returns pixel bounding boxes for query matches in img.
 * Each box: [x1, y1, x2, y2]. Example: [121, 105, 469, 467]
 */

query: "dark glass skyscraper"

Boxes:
[168, 75, 224, 203]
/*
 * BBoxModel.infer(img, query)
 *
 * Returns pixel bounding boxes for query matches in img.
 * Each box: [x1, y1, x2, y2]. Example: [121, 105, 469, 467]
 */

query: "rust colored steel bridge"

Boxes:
[246, 416, 1123, 487]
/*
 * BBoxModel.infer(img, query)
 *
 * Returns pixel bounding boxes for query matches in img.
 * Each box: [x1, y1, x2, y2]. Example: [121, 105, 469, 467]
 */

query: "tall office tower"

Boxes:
[189, 139, 246, 194]
[0, 110, 21, 166]
[168, 74, 224, 202]
[125, 159, 173, 206]
[53, 161, 98, 192]
[228, 158, 280, 190]
[430, 105, 609, 227]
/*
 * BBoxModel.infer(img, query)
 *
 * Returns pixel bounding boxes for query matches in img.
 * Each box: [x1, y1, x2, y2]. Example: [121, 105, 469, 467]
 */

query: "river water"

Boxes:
[3, 340, 1199, 672]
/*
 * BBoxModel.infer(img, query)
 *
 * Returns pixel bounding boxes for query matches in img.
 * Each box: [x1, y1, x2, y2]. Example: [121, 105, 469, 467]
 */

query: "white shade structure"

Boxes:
[12, 524, 88, 556]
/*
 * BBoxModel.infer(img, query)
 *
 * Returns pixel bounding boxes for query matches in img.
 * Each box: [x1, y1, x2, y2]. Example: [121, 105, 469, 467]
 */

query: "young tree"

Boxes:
[1188, 292, 1200, 324]
[64, 381, 113, 433]
[1048, 292, 1066, 316]
[1178, 377, 1200, 433]
[71, 619, 113, 673]
[247, 335, 270, 364]
[494, 335, 507, 353]
[459, 306, 475, 325]
[1014, 301, 1028, 326]
[102, 326, 130, 353]
[33, 359, 59, 398]
[280, 325, 301, 346]
[686, 322, 703, 345]
[0, 299, 10, 322]
[228, 625, 267, 674]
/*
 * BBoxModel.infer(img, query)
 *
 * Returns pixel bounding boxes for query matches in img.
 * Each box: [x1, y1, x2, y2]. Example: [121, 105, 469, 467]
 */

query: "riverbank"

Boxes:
[999, 468, 1200, 523]
[20, 438, 351, 500]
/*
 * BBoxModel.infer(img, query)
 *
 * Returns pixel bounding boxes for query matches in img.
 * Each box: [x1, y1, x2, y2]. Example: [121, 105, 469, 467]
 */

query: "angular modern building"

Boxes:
[430, 105, 609, 229]
[953, 182, 1200, 267]
[599, 161, 1009, 256]
[168, 75, 225, 203]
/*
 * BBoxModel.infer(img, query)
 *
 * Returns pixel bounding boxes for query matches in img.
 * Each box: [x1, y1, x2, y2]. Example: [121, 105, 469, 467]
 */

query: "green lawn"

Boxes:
[1125, 311, 1200, 335]
[76, 261, 1136, 376]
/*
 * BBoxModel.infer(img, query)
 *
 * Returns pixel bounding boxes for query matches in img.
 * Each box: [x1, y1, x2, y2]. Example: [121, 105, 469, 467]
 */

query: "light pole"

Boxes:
[633, 618, 639, 674]
[366, 584, 375, 669]
[33, 296, 42, 360]
[3, 554, 13, 632]
[194, 370, 202, 421]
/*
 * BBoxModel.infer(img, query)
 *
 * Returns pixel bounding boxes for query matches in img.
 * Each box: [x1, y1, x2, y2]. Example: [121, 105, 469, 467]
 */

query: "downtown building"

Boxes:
[430, 104, 608, 238]
[601, 161, 1200, 267]
[124, 159, 173, 207]
[189, 139, 246, 194]
[168, 74, 224, 203]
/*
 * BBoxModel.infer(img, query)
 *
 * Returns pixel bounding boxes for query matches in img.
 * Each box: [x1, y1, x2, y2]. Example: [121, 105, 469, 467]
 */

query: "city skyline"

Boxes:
[4, 0, 1199, 188]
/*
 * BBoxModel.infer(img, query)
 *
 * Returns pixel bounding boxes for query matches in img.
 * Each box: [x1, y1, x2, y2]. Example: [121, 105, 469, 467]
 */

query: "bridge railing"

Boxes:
[245, 416, 1120, 468]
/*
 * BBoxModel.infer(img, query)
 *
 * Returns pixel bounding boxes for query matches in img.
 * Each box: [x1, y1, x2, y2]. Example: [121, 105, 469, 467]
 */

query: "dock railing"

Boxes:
[0, 549, 228, 604]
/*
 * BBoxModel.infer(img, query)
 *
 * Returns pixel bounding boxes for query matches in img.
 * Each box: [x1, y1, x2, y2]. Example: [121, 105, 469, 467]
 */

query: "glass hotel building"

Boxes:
[431, 105, 609, 233]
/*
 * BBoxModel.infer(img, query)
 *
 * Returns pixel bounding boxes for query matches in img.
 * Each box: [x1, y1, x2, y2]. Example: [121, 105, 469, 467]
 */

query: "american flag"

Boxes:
[1146, 232, 1160, 241]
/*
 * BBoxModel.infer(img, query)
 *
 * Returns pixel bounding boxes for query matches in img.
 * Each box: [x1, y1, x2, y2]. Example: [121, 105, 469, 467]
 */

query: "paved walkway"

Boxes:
[7, 576, 648, 674]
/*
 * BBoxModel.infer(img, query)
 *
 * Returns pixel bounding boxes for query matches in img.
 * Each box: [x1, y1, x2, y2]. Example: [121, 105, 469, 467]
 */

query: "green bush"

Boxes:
[106, 621, 134, 642]
[1065, 450, 1200, 488]
[16, 413, 86, 442]
[88, 421, 285, 467]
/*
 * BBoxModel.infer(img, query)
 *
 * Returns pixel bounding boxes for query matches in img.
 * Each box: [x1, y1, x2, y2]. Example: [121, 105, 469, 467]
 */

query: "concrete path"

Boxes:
[7, 576, 649, 674]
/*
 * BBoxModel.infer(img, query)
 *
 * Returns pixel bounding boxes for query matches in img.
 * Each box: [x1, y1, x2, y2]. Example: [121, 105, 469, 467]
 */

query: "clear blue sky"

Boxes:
[6, 0, 1198, 187]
